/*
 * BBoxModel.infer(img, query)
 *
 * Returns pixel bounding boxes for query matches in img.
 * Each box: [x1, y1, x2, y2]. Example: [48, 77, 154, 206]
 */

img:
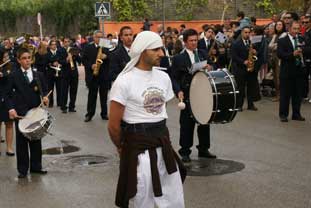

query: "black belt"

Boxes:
[121, 119, 166, 134]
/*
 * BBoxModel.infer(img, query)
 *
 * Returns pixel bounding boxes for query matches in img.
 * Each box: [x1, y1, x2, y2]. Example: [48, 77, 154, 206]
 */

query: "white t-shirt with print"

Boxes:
[109, 67, 174, 124]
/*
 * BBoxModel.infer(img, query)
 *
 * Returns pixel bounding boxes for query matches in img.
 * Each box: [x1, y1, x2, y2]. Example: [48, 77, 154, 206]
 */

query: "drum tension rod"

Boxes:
[224, 75, 234, 79]
[212, 110, 221, 113]
[229, 91, 239, 94]
[228, 109, 240, 111]
[212, 92, 222, 95]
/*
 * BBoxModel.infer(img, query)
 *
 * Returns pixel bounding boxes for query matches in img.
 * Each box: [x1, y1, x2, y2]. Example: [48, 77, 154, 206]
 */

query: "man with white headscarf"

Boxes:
[108, 31, 186, 208]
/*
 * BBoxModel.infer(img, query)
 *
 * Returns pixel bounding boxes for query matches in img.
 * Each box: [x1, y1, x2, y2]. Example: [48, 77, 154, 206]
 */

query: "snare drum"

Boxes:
[18, 107, 53, 140]
[189, 69, 239, 124]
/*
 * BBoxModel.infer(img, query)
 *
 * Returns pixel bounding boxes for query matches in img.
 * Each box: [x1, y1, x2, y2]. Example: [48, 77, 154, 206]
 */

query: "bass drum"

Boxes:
[189, 69, 239, 124]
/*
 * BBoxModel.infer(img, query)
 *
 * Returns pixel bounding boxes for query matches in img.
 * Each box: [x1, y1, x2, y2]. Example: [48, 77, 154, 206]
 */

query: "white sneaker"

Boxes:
[309, 99, 311, 103]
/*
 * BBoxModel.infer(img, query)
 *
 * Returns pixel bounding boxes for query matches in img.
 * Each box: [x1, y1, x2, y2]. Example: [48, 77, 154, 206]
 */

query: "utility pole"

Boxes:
[162, 0, 165, 30]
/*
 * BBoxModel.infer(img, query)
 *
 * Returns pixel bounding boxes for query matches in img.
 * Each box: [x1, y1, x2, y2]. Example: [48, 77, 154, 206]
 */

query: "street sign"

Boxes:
[37, 12, 41, 25]
[95, 2, 110, 17]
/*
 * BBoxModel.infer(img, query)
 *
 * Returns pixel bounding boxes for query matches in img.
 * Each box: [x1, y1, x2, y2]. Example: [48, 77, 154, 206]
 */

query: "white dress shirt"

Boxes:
[186, 48, 195, 64]
[21, 68, 33, 83]
[124, 46, 130, 54]
[287, 33, 297, 50]
[50, 49, 57, 55]
[242, 39, 250, 47]
[204, 37, 211, 48]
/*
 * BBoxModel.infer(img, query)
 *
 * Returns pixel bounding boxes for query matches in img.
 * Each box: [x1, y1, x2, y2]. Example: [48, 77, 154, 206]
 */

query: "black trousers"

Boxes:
[279, 77, 304, 118]
[86, 79, 109, 118]
[178, 105, 210, 156]
[47, 72, 62, 107]
[234, 72, 260, 108]
[61, 73, 78, 111]
[15, 121, 42, 175]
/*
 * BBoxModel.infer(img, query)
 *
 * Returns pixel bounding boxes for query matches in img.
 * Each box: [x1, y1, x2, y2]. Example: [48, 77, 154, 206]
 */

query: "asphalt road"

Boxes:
[0, 73, 310, 208]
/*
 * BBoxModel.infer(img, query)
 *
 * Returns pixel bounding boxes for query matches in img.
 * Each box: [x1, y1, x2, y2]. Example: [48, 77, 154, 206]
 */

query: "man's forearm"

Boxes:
[108, 126, 122, 148]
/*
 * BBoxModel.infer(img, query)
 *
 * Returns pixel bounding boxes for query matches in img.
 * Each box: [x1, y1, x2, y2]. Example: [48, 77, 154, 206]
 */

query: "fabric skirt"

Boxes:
[0, 100, 10, 122]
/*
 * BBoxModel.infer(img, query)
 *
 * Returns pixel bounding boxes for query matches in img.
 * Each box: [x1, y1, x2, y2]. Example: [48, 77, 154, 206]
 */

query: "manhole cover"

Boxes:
[185, 159, 245, 176]
[64, 155, 110, 166]
[43, 145, 80, 155]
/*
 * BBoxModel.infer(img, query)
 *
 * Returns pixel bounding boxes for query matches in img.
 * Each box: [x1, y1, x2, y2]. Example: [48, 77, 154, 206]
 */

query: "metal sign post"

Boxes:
[37, 12, 43, 41]
[95, 2, 111, 33]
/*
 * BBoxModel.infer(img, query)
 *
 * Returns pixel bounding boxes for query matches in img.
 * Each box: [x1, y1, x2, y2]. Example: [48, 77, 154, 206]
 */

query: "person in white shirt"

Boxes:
[108, 31, 186, 208]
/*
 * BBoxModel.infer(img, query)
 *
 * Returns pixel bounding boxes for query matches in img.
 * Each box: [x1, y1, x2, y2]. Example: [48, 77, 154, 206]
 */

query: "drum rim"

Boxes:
[189, 69, 238, 124]
[18, 107, 53, 139]
[189, 70, 214, 125]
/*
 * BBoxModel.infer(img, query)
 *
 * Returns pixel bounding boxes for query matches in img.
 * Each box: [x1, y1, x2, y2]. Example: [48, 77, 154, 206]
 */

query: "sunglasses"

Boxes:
[302, 21, 309, 24]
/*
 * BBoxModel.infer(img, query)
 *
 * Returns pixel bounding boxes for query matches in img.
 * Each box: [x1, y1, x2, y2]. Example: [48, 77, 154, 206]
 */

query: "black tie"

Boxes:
[245, 40, 250, 47]
[23, 71, 30, 84]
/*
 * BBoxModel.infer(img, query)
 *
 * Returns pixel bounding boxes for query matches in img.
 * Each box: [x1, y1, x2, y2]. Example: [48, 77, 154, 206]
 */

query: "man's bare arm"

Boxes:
[108, 101, 125, 153]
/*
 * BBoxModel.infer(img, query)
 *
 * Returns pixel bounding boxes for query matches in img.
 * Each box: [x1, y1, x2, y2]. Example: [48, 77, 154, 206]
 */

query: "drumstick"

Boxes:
[178, 97, 186, 110]
[39, 90, 53, 108]
[45, 90, 53, 98]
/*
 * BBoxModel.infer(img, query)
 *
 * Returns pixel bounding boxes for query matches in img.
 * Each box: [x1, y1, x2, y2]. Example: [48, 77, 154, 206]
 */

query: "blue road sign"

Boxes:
[95, 2, 110, 17]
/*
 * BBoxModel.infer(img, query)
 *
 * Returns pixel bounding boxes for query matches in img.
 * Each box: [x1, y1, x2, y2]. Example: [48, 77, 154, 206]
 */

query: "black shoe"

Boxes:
[101, 115, 109, 120]
[69, 109, 76, 112]
[198, 150, 217, 159]
[247, 106, 258, 111]
[18, 173, 27, 178]
[280, 117, 288, 122]
[6, 152, 15, 156]
[61, 109, 67, 114]
[84, 116, 92, 122]
[292, 116, 305, 121]
[181, 155, 191, 163]
[30, 169, 48, 174]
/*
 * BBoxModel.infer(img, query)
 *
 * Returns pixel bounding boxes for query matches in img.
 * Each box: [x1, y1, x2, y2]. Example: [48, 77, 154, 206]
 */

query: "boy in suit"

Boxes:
[6, 48, 49, 178]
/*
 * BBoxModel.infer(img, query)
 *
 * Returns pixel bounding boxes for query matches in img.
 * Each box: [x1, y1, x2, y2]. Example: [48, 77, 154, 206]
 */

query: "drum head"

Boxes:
[189, 71, 214, 124]
[18, 108, 48, 133]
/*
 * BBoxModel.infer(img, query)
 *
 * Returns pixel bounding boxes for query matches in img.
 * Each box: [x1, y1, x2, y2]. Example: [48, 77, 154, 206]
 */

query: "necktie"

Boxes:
[194, 50, 200, 63]
[245, 40, 250, 47]
[23, 71, 30, 84]
[206, 40, 210, 48]
[294, 37, 301, 66]
[293, 37, 298, 49]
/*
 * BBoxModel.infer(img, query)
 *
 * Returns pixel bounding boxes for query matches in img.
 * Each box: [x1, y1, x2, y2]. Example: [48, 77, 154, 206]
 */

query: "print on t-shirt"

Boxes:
[142, 87, 165, 115]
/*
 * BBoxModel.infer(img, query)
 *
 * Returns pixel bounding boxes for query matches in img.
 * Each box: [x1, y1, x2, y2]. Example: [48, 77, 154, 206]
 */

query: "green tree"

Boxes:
[110, 0, 133, 21]
[256, 0, 311, 15]
[175, 0, 209, 20]
[109, 0, 151, 21]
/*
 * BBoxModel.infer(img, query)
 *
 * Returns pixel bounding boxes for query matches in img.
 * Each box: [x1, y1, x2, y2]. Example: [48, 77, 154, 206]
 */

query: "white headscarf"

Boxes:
[119, 31, 163, 76]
